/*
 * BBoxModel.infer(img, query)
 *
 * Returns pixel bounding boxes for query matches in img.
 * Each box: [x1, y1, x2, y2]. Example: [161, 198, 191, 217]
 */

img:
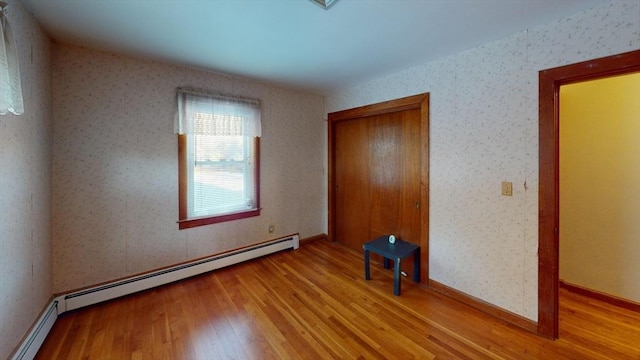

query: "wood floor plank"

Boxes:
[36, 240, 640, 359]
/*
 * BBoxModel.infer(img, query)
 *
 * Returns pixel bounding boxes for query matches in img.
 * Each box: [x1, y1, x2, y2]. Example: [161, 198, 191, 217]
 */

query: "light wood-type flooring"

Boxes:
[36, 239, 640, 359]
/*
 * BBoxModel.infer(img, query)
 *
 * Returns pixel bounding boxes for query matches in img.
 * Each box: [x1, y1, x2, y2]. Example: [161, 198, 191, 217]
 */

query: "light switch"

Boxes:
[501, 181, 513, 196]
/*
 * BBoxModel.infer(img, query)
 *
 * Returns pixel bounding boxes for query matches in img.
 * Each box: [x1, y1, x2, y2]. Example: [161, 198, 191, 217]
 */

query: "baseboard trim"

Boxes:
[560, 280, 640, 312]
[300, 233, 328, 244]
[429, 279, 538, 333]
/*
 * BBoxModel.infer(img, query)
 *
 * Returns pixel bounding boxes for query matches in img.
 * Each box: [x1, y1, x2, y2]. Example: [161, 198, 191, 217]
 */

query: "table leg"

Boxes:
[383, 257, 390, 269]
[413, 250, 420, 283]
[364, 249, 371, 280]
[393, 258, 401, 296]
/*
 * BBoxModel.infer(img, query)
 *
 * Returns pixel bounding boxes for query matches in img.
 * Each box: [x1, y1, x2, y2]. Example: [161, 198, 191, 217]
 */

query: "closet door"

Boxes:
[333, 108, 422, 277]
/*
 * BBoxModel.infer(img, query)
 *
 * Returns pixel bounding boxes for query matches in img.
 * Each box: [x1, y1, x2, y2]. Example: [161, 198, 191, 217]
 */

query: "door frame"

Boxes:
[328, 93, 430, 284]
[538, 50, 640, 339]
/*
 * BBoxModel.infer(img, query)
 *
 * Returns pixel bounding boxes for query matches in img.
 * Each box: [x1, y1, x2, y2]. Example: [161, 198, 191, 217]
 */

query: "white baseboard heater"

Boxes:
[61, 234, 299, 312]
[12, 234, 299, 360]
[11, 300, 59, 360]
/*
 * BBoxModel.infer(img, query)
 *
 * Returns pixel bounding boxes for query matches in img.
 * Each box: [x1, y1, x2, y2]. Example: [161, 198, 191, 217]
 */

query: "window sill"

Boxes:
[178, 208, 261, 229]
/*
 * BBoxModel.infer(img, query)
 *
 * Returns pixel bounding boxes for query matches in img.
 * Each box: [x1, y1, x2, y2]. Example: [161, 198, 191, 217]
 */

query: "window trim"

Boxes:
[178, 135, 260, 230]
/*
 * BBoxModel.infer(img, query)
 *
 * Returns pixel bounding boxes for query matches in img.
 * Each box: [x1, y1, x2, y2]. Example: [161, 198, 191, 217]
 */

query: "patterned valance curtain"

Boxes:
[0, 1, 24, 115]
[175, 88, 261, 137]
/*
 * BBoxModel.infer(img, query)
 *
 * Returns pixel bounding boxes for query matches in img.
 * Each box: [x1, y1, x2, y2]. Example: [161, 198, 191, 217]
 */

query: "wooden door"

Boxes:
[331, 96, 426, 280]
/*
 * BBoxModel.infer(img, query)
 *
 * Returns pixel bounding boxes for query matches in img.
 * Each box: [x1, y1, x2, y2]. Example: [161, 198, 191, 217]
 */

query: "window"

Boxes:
[176, 89, 261, 229]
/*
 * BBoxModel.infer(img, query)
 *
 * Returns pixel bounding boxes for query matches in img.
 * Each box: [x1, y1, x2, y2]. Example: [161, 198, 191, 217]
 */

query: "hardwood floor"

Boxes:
[36, 239, 640, 359]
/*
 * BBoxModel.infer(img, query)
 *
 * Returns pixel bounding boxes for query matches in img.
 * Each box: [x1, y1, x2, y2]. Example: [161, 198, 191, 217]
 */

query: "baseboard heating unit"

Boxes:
[11, 301, 59, 360]
[11, 234, 299, 360]
[61, 234, 300, 312]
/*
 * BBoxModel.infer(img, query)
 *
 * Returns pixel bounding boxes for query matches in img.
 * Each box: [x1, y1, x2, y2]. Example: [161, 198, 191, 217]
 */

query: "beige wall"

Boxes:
[559, 73, 640, 302]
[51, 44, 326, 292]
[0, 0, 52, 358]
[325, 1, 640, 320]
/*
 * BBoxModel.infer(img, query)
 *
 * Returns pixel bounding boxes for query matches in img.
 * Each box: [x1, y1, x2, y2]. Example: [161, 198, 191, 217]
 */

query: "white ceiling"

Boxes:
[21, 0, 608, 94]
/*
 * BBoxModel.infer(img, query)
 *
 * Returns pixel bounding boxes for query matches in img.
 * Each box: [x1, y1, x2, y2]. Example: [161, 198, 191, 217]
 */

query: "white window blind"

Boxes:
[175, 88, 261, 137]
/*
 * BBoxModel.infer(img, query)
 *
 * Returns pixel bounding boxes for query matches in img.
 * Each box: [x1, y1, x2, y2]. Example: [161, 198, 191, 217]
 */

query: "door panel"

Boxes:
[335, 118, 371, 249]
[368, 112, 402, 240]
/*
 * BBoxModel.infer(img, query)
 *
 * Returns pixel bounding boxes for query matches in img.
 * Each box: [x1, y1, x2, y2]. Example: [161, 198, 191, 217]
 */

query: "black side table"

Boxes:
[363, 236, 420, 296]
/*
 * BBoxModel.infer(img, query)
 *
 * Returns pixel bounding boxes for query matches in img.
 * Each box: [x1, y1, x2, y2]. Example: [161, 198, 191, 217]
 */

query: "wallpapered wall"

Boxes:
[325, 0, 640, 320]
[52, 45, 326, 293]
[0, 0, 52, 358]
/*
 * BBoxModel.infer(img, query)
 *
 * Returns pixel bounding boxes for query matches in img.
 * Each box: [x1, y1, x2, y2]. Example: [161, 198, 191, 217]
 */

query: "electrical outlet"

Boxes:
[268, 225, 275, 233]
[501, 181, 513, 196]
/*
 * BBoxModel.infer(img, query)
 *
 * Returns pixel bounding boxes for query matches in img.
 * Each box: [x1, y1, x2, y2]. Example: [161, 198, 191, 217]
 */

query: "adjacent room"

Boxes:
[1, 0, 639, 358]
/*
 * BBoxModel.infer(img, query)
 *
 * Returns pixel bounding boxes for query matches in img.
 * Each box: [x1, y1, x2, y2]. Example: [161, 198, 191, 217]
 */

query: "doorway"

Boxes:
[538, 50, 640, 339]
[559, 73, 640, 303]
[328, 94, 429, 284]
